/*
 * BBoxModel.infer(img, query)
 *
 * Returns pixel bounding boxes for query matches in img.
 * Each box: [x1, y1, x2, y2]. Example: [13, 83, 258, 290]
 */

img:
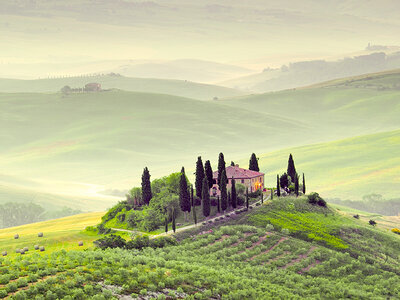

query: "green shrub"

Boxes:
[0, 290, 7, 299]
[6, 282, 17, 293]
[16, 277, 28, 288]
[94, 235, 127, 250]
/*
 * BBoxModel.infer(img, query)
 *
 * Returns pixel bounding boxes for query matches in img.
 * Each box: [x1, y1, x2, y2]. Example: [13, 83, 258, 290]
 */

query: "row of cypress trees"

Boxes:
[276, 154, 306, 197]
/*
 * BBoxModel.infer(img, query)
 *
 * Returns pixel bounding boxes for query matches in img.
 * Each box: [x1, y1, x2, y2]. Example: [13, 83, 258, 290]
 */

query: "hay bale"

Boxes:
[2, 251, 7, 256]
[34, 245, 39, 250]
[20, 250, 25, 255]
[14, 234, 19, 239]
[78, 241, 83, 246]
[38, 232, 43, 237]
[15, 248, 21, 253]
[39, 246, 45, 252]
[23, 247, 29, 252]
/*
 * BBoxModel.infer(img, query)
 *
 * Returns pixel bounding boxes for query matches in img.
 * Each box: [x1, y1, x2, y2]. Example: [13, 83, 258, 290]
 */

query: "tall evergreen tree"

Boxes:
[202, 177, 210, 218]
[230, 161, 235, 166]
[260, 191, 263, 204]
[193, 205, 197, 225]
[295, 173, 299, 197]
[302, 173, 306, 194]
[228, 191, 231, 209]
[204, 160, 213, 189]
[287, 154, 297, 183]
[276, 174, 281, 197]
[231, 177, 237, 208]
[220, 170, 228, 212]
[195, 156, 205, 198]
[179, 167, 191, 220]
[141, 167, 152, 205]
[217, 196, 221, 213]
[246, 187, 249, 209]
[271, 188, 273, 200]
[280, 173, 289, 189]
[172, 207, 176, 233]
[249, 153, 259, 172]
[165, 216, 168, 233]
[217, 152, 226, 188]
[190, 184, 194, 207]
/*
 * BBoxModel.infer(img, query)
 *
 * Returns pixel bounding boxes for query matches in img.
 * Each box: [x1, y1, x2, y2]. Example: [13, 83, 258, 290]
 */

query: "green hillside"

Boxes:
[0, 197, 399, 299]
[0, 75, 245, 100]
[242, 129, 400, 201]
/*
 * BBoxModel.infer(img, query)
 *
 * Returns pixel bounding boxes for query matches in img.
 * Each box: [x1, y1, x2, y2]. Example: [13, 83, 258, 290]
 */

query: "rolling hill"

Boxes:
[239, 129, 400, 202]
[0, 75, 245, 100]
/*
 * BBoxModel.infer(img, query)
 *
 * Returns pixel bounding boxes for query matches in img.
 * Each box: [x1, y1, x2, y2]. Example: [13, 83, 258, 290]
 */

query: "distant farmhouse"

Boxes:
[85, 82, 102, 92]
[211, 164, 264, 196]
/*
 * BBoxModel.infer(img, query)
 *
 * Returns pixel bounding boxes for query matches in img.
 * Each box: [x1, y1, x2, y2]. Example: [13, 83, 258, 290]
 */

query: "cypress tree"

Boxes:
[141, 167, 152, 205]
[193, 204, 197, 225]
[231, 177, 237, 208]
[172, 208, 176, 233]
[276, 175, 281, 197]
[195, 157, 205, 198]
[249, 153, 259, 172]
[202, 177, 210, 218]
[204, 160, 213, 189]
[260, 191, 263, 204]
[302, 173, 306, 194]
[220, 170, 228, 212]
[287, 154, 296, 183]
[295, 173, 299, 197]
[217, 196, 221, 213]
[190, 184, 194, 207]
[271, 188, 273, 200]
[179, 167, 191, 220]
[217, 152, 226, 188]
[246, 187, 249, 209]
[230, 161, 235, 166]
[228, 191, 231, 209]
[165, 216, 168, 233]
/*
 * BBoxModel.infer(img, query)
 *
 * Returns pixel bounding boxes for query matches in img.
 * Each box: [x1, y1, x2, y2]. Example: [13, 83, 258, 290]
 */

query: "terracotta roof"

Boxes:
[212, 165, 264, 179]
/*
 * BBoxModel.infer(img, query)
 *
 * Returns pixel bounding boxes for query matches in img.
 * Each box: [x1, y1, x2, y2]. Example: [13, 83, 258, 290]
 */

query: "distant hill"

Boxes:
[221, 52, 400, 92]
[244, 129, 400, 203]
[0, 75, 245, 100]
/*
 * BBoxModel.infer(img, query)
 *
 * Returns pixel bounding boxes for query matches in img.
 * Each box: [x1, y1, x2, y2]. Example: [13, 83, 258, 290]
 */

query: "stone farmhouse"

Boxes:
[210, 164, 264, 196]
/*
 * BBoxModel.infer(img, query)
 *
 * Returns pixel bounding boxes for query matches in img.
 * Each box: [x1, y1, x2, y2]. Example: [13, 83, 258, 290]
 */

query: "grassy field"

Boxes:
[0, 75, 245, 101]
[0, 197, 398, 299]
[0, 212, 105, 256]
[240, 129, 400, 201]
[1, 71, 399, 211]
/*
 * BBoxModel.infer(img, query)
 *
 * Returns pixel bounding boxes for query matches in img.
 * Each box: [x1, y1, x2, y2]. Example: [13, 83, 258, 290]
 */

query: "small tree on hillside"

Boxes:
[204, 160, 214, 189]
[217, 152, 226, 188]
[246, 187, 249, 209]
[249, 153, 259, 172]
[220, 170, 228, 212]
[202, 177, 210, 218]
[280, 173, 289, 190]
[231, 177, 237, 208]
[141, 167, 152, 205]
[295, 173, 299, 197]
[302, 173, 306, 194]
[276, 174, 281, 197]
[179, 167, 191, 221]
[287, 154, 297, 183]
[195, 157, 205, 198]
[172, 208, 176, 233]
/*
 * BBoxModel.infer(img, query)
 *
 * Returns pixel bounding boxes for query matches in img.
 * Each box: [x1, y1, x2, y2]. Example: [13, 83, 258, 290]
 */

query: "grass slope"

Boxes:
[0, 75, 245, 100]
[0, 212, 104, 256]
[0, 197, 399, 299]
[242, 129, 400, 200]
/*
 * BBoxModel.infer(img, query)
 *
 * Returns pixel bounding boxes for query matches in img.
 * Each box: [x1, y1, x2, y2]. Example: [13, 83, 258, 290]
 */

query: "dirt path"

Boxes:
[112, 194, 271, 238]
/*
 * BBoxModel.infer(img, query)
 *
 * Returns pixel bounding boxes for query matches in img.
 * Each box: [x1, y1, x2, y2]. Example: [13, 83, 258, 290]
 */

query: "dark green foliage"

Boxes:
[231, 178, 237, 208]
[202, 177, 210, 217]
[228, 191, 231, 209]
[230, 161, 235, 166]
[260, 191, 263, 204]
[246, 187, 249, 209]
[280, 173, 289, 189]
[179, 167, 191, 214]
[302, 173, 306, 194]
[248, 190, 262, 198]
[369, 219, 377, 226]
[165, 217, 168, 233]
[125, 236, 177, 250]
[277, 174, 281, 196]
[204, 160, 213, 189]
[249, 153, 259, 172]
[220, 170, 228, 212]
[190, 185, 194, 207]
[217, 152, 226, 188]
[195, 157, 205, 198]
[172, 208, 176, 233]
[141, 167, 152, 205]
[271, 188, 273, 200]
[217, 196, 220, 213]
[287, 154, 296, 183]
[308, 192, 327, 207]
[193, 205, 197, 225]
[94, 235, 126, 250]
[295, 173, 299, 197]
